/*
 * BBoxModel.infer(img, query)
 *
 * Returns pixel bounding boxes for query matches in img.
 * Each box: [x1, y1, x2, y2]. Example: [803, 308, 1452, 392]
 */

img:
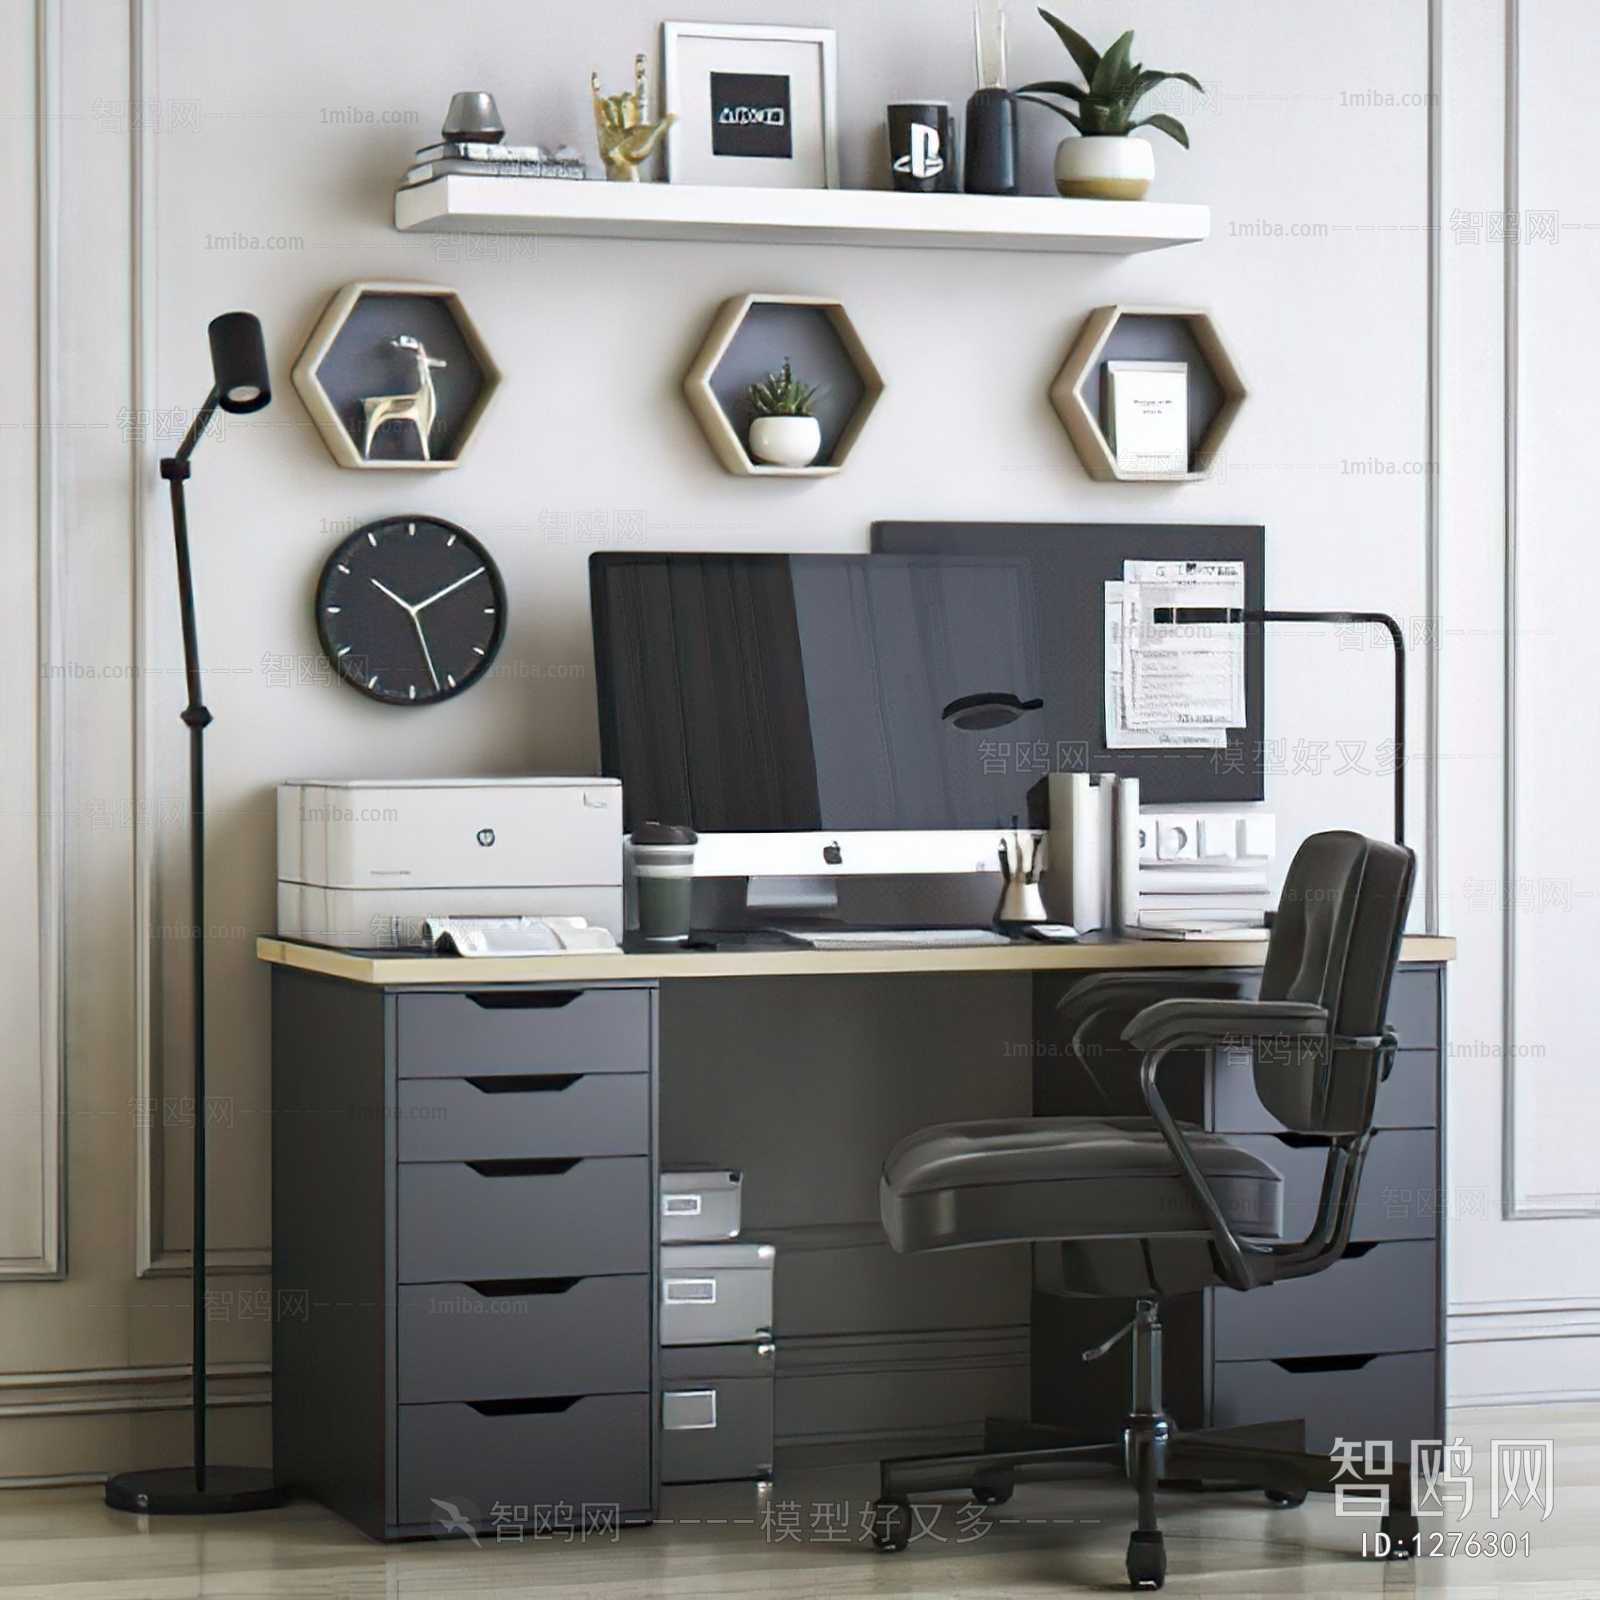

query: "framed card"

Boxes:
[662, 22, 839, 188]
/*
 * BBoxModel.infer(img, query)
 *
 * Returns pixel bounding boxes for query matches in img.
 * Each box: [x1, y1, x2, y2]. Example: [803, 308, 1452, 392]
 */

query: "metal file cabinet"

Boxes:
[272, 971, 659, 1541]
[1030, 962, 1447, 1458]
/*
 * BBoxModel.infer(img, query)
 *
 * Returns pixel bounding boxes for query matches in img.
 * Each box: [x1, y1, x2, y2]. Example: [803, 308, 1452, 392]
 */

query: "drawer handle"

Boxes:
[467, 1395, 581, 1416]
[466, 1075, 581, 1095]
[1271, 1132, 1335, 1150]
[1271, 1353, 1379, 1375]
[468, 991, 582, 1011]
[465, 1158, 581, 1178]
[464, 1277, 583, 1298]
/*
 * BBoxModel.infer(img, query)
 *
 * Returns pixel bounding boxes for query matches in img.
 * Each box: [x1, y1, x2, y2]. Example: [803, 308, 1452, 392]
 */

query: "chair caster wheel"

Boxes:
[870, 1498, 912, 1552]
[1126, 1528, 1166, 1589]
[972, 1476, 1014, 1506]
[1380, 1509, 1418, 1558]
[1265, 1488, 1307, 1507]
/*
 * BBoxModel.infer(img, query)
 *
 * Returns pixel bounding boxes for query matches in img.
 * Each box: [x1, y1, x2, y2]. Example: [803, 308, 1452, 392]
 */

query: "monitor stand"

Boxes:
[745, 876, 839, 913]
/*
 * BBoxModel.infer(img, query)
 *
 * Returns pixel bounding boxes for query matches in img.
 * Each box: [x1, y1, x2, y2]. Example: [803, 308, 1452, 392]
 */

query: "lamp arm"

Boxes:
[172, 385, 220, 469]
[1155, 605, 1406, 847]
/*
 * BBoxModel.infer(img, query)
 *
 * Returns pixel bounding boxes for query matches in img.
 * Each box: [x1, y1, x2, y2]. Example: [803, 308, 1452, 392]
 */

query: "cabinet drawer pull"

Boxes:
[468, 991, 582, 1011]
[1271, 1131, 1335, 1150]
[467, 1395, 581, 1416]
[465, 1074, 581, 1095]
[465, 1157, 581, 1179]
[1271, 1353, 1378, 1374]
[464, 1277, 583, 1298]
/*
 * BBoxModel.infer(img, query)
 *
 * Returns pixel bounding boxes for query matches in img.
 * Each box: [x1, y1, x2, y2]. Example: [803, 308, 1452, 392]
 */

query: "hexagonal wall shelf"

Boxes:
[684, 293, 883, 477]
[291, 281, 501, 470]
[1050, 306, 1245, 482]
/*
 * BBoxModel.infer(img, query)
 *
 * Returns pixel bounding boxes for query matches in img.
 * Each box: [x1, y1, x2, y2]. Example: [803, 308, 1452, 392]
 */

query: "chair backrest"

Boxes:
[1254, 830, 1417, 1135]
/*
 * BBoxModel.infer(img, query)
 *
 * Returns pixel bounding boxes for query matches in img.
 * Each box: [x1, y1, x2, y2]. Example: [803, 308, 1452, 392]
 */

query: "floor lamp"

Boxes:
[104, 313, 290, 1515]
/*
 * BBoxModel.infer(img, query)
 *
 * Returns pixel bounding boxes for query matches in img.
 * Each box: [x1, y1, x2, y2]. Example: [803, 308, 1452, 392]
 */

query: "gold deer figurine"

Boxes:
[592, 54, 675, 182]
[361, 335, 446, 462]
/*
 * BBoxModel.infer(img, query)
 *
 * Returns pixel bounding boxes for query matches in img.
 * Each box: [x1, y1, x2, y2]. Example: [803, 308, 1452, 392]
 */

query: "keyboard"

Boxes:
[785, 928, 1011, 951]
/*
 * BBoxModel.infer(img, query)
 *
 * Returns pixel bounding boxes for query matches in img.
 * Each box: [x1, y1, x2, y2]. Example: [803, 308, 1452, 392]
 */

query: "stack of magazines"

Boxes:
[401, 140, 589, 188]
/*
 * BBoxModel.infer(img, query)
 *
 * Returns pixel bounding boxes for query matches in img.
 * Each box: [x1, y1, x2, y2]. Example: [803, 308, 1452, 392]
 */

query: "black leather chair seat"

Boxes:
[880, 1116, 1284, 1256]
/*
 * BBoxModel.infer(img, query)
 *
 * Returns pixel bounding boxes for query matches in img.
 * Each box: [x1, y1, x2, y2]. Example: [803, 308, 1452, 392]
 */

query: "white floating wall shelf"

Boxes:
[394, 176, 1209, 256]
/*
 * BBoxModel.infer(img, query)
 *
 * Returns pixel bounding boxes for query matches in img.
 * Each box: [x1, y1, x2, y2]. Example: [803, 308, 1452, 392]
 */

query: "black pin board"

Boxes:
[871, 521, 1266, 805]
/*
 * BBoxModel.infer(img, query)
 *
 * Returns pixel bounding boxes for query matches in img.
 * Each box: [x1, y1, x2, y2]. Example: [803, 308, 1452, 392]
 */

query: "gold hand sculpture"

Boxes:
[592, 53, 676, 182]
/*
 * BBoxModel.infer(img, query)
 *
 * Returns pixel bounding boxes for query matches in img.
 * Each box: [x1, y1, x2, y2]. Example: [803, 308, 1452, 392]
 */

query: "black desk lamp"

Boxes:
[1153, 607, 1406, 847]
[105, 314, 289, 1516]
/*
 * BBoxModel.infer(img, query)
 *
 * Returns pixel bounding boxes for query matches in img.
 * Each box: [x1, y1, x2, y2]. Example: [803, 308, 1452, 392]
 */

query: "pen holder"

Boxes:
[994, 830, 1048, 927]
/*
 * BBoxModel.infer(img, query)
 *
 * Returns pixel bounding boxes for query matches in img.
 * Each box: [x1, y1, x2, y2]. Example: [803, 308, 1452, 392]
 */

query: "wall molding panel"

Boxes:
[0, 0, 67, 1280]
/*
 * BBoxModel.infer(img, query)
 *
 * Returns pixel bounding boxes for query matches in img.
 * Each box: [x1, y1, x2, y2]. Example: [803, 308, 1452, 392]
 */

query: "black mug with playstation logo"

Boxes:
[888, 102, 957, 192]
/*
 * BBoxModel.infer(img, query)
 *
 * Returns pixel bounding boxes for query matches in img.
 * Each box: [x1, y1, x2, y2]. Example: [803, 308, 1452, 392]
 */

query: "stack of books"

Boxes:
[401, 140, 588, 188]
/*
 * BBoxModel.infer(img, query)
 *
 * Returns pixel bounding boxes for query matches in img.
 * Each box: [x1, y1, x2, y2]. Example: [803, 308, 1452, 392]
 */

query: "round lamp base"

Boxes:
[105, 1466, 289, 1515]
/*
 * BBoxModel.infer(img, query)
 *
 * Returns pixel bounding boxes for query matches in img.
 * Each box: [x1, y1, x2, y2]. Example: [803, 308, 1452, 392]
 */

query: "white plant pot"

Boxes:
[1054, 135, 1155, 200]
[748, 414, 823, 468]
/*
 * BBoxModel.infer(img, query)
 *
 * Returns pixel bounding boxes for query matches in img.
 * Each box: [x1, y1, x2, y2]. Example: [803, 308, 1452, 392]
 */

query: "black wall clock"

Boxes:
[314, 516, 506, 705]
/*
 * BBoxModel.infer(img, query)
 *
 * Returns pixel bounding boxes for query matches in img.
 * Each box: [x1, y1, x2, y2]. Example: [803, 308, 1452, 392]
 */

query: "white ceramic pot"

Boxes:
[749, 415, 822, 468]
[1054, 135, 1155, 200]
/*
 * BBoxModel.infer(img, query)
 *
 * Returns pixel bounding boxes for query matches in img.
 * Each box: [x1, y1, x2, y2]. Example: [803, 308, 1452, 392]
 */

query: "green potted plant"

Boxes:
[1017, 10, 1202, 200]
[744, 359, 823, 468]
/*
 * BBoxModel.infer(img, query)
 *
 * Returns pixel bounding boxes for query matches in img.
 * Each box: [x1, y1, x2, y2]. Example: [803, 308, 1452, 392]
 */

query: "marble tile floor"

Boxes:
[0, 1407, 1592, 1600]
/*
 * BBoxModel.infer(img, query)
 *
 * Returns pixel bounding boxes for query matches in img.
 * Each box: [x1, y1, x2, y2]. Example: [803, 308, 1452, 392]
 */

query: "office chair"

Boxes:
[869, 830, 1417, 1590]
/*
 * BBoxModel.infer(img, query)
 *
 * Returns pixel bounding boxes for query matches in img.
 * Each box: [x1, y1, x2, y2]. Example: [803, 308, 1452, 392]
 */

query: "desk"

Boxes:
[259, 933, 1452, 1540]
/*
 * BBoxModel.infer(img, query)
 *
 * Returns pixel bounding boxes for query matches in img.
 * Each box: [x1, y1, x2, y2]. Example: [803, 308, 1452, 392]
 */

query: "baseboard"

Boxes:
[0, 1361, 270, 1420]
[1448, 1300, 1600, 1403]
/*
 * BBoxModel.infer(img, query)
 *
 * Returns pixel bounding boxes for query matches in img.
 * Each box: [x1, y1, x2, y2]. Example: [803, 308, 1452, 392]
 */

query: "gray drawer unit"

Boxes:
[1213, 1048, 1438, 1134]
[398, 987, 652, 1078]
[1228, 1130, 1437, 1243]
[398, 1276, 651, 1403]
[399, 1157, 650, 1283]
[1384, 967, 1441, 1051]
[398, 1072, 649, 1162]
[272, 970, 659, 1541]
[660, 1342, 775, 1483]
[1212, 1241, 1436, 1361]
[1212, 1351, 1437, 1457]
[397, 1394, 652, 1528]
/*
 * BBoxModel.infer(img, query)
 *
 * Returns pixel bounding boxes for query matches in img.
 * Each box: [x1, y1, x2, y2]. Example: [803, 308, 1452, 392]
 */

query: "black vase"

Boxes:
[964, 87, 1017, 195]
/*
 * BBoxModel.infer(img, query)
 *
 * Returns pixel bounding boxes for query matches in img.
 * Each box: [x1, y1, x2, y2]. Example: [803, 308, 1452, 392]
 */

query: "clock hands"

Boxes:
[414, 566, 486, 613]
[369, 565, 488, 695]
[369, 577, 412, 612]
[369, 576, 441, 692]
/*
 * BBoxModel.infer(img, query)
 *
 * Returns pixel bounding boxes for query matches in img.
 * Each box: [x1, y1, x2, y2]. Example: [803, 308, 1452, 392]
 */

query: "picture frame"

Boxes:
[661, 22, 839, 189]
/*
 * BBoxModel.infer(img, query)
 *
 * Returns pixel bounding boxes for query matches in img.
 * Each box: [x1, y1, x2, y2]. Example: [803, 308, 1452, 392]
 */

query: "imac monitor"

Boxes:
[589, 552, 1047, 876]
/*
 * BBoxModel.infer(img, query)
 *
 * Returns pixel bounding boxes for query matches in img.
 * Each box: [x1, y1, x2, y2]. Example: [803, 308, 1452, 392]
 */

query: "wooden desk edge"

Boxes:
[256, 934, 1456, 987]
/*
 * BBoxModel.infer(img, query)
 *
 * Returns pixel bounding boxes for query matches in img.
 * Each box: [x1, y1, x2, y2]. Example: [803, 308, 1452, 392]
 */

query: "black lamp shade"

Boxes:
[208, 312, 271, 413]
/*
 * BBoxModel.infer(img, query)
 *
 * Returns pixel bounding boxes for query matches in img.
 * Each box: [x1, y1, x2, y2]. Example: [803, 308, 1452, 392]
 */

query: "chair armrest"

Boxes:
[1122, 998, 1329, 1053]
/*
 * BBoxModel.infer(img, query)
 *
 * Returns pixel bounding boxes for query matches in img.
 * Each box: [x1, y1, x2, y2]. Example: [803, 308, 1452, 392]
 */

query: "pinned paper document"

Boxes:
[1104, 560, 1245, 749]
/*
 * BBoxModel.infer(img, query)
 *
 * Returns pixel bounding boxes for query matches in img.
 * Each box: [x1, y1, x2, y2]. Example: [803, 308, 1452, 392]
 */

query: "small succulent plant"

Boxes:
[1018, 10, 1203, 145]
[745, 359, 820, 418]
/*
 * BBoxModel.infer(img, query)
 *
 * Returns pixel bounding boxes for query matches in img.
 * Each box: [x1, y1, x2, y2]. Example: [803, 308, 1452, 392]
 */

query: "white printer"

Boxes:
[277, 777, 623, 948]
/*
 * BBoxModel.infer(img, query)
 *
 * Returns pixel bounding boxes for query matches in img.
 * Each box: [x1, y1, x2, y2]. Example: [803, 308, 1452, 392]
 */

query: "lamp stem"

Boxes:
[160, 433, 214, 1492]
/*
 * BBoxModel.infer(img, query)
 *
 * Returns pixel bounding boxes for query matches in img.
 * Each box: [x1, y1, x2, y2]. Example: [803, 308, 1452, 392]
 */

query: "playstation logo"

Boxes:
[476, 828, 496, 847]
[892, 121, 945, 181]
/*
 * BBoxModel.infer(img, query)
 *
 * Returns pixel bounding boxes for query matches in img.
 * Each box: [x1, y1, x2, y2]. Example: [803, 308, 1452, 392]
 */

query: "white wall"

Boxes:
[1439, 0, 1600, 1401]
[13, 0, 1589, 1481]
